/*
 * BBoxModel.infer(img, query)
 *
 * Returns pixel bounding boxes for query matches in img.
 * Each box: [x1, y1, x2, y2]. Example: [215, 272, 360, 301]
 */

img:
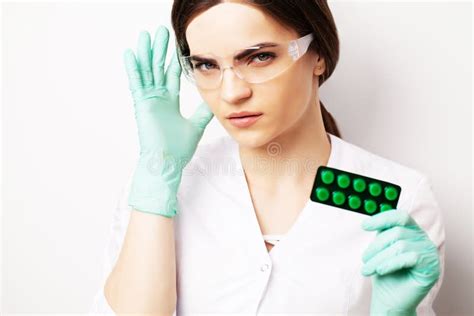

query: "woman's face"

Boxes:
[185, 2, 324, 148]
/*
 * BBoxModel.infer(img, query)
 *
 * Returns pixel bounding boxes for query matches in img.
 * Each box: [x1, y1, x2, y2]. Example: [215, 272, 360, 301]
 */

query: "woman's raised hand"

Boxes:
[123, 26, 214, 217]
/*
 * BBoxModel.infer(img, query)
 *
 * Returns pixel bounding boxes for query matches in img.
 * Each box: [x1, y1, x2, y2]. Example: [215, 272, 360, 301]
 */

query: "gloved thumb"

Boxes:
[189, 101, 214, 130]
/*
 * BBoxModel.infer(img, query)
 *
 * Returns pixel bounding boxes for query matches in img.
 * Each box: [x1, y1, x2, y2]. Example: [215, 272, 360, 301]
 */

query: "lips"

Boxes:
[227, 113, 263, 128]
[226, 111, 263, 119]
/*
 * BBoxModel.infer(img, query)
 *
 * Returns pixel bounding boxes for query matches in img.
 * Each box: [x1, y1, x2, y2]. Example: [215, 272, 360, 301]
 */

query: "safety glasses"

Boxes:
[178, 33, 314, 90]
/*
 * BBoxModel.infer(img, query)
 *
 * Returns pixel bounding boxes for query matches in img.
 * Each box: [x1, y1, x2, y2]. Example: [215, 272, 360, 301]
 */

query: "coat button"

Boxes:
[260, 263, 270, 272]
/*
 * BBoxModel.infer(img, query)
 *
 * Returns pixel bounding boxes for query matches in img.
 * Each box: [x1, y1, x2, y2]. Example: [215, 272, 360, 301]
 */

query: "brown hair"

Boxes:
[171, 0, 342, 138]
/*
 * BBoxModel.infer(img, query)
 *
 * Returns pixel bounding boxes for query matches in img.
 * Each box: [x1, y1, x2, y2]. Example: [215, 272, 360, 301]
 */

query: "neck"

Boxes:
[239, 98, 332, 195]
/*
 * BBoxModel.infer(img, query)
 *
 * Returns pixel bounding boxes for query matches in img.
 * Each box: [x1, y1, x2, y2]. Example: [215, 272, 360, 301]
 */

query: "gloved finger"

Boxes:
[189, 101, 214, 131]
[374, 251, 419, 276]
[361, 208, 419, 232]
[165, 50, 182, 94]
[362, 225, 423, 263]
[152, 25, 169, 88]
[137, 31, 153, 88]
[361, 239, 418, 276]
[123, 48, 143, 94]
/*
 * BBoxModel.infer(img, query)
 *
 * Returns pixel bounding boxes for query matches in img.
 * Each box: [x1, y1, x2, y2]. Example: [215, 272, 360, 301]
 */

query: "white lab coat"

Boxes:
[89, 132, 446, 315]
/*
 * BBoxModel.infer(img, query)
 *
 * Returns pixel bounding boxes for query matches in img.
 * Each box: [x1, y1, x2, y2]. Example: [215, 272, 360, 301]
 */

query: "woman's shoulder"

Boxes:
[329, 133, 430, 210]
[195, 134, 236, 157]
[184, 134, 236, 173]
[178, 134, 237, 195]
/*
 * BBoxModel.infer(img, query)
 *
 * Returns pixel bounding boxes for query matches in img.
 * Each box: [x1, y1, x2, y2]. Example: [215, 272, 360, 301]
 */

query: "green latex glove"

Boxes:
[361, 209, 441, 315]
[123, 26, 214, 217]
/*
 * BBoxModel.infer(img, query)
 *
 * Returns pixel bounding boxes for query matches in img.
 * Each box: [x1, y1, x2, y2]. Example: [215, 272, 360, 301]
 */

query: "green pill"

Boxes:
[332, 191, 346, 205]
[316, 187, 330, 201]
[353, 178, 366, 192]
[348, 195, 361, 209]
[364, 199, 377, 214]
[337, 174, 351, 189]
[380, 203, 393, 212]
[368, 182, 382, 197]
[384, 186, 398, 201]
[321, 170, 335, 184]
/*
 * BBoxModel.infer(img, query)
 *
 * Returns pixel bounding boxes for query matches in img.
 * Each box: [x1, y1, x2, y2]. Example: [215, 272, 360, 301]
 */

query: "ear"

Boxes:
[313, 55, 325, 76]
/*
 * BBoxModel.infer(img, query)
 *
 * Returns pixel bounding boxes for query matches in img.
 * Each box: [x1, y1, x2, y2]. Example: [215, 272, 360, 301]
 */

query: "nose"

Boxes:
[220, 67, 251, 103]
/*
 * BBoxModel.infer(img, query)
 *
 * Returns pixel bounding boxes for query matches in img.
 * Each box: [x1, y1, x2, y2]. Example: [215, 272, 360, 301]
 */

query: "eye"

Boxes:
[194, 62, 217, 71]
[249, 52, 276, 64]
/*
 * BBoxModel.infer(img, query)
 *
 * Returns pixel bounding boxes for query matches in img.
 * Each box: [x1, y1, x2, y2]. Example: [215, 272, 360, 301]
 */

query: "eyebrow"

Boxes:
[190, 42, 279, 63]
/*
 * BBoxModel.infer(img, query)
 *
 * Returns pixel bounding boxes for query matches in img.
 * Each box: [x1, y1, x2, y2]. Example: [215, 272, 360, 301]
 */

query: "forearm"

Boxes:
[104, 209, 177, 315]
[371, 304, 417, 316]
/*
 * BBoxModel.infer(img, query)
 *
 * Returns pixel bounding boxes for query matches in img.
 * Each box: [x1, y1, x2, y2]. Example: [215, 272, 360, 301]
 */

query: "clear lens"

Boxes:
[181, 44, 296, 90]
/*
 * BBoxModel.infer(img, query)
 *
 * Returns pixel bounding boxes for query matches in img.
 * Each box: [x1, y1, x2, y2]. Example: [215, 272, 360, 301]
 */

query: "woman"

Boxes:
[91, 1, 445, 315]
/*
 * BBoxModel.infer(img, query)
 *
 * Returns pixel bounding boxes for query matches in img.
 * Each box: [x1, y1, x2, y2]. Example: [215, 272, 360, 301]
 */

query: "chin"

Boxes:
[227, 128, 275, 149]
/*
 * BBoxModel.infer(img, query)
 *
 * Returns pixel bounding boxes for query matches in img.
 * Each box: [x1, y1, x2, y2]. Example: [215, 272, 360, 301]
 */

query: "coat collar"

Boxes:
[215, 132, 349, 259]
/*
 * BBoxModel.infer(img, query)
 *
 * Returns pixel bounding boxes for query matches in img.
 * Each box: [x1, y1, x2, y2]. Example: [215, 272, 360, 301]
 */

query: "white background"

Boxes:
[2, 1, 472, 314]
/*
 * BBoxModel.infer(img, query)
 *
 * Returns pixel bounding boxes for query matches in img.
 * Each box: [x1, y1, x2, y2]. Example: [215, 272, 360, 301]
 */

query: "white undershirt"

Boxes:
[262, 234, 285, 245]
